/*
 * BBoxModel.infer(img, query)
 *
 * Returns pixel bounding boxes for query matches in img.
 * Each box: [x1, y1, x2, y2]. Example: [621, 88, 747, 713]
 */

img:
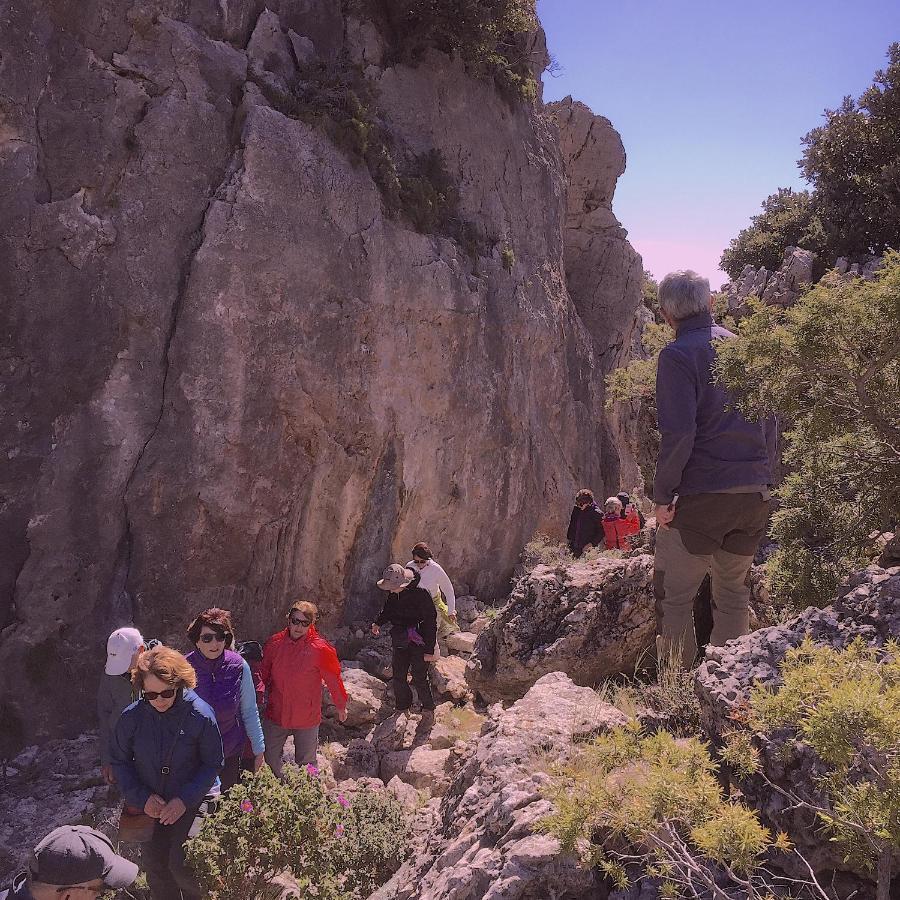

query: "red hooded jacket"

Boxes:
[602, 508, 641, 550]
[260, 626, 348, 729]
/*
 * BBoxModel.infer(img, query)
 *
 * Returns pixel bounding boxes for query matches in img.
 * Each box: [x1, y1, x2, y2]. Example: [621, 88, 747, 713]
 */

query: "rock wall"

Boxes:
[0, 1, 641, 744]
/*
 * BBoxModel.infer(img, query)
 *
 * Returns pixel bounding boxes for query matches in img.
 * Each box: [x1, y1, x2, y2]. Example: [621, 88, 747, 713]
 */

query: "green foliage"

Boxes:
[801, 43, 900, 260]
[185, 766, 410, 900]
[385, 0, 540, 101]
[720, 188, 826, 280]
[714, 254, 900, 610]
[641, 270, 660, 315]
[726, 639, 900, 894]
[541, 725, 788, 897]
[500, 243, 515, 271]
[604, 321, 672, 411]
[607, 649, 702, 737]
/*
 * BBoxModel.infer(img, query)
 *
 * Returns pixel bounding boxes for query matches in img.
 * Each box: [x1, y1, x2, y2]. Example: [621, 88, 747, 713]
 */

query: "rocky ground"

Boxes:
[4, 562, 899, 899]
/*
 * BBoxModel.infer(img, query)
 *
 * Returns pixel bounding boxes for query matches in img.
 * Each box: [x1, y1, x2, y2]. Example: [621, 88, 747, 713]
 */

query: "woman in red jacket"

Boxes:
[260, 601, 348, 777]
[602, 497, 641, 550]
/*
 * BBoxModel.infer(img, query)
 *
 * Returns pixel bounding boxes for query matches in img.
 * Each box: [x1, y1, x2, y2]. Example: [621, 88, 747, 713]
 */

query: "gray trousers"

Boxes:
[262, 718, 319, 777]
[654, 492, 769, 669]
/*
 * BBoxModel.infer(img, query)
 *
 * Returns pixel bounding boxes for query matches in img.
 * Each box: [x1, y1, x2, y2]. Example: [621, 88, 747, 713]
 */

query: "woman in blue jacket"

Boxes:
[111, 645, 223, 900]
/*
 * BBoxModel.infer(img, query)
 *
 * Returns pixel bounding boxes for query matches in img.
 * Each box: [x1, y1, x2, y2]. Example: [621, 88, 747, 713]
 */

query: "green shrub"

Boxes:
[385, 0, 540, 101]
[185, 766, 410, 900]
[541, 725, 793, 898]
[715, 254, 900, 610]
[724, 638, 900, 900]
[720, 188, 826, 280]
[606, 648, 702, 737]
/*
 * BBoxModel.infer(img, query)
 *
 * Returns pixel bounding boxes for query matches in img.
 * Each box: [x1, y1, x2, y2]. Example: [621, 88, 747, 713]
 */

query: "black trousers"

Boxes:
[220, 754, 243, 793]
[392, 645, 434, 711]
[143, 807, 202, 900]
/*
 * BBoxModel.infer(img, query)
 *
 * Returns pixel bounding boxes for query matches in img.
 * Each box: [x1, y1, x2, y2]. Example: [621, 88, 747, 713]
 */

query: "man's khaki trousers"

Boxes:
[654, 492, 770, 669]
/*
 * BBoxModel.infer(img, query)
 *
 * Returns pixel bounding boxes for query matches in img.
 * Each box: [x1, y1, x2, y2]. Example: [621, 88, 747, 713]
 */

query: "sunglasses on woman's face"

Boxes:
[289, 616, 313, 627]
[199, 632, 229, 644]
[143, 688, 177, 701]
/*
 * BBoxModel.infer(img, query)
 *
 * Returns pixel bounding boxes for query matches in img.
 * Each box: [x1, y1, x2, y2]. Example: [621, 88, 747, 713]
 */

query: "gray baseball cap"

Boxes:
[30, 825, 139, 887]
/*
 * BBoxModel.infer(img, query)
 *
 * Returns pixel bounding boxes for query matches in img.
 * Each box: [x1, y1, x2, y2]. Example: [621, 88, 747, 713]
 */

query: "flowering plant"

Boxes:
[186, 765, 410, 899]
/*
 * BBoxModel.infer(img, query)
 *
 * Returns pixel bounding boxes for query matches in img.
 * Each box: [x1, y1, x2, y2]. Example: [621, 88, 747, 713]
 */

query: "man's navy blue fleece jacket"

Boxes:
[653, 310, 776, 505]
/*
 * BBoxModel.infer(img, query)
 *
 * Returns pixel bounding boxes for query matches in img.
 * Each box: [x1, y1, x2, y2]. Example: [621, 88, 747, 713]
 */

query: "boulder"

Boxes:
[427, 703, 486, 752]
[380, 746, 454, 795]
[445, 631, 477, 655]
[466, 556, 655, 702]
[370, 672, 627, 900]
[329, 668, 389, 727]
[430, 655, 472, 703]
[323, 738, 379, 781]
[696, 565, 900, 878]
[386, 775, 421, 811]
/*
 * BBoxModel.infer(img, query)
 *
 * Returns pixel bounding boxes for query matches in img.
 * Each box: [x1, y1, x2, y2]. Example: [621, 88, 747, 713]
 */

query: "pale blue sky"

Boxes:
[538, 0, 900, 287]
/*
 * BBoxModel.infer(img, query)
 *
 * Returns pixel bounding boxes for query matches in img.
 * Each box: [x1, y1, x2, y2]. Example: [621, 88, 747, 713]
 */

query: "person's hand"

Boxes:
[158, 797, 187, 826]
[583, 543, 594, 551]
[337, 707, 348, 723]
[144, 794, 166, 818]
[423, 654, 436, 662]
[370, 624, 380, 637]
[101, 764, 116, 785]
[253, 753, 266, 773]
[654, 503, 676, 529]
[448, 613, 458, 623]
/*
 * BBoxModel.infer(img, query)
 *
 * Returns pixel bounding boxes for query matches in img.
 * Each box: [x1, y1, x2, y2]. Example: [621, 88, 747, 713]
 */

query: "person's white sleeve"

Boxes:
[435, 563, 456, 615]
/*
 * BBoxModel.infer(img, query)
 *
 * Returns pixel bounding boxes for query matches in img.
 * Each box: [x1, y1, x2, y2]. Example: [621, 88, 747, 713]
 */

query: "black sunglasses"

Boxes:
[199, 632, 230, 644]
[289, 616, 313, 626]
[143, 688, 177, 701]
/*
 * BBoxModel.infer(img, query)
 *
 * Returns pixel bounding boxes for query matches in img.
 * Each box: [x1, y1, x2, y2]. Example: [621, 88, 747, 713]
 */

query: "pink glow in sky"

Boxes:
[628, 237, 733, 291]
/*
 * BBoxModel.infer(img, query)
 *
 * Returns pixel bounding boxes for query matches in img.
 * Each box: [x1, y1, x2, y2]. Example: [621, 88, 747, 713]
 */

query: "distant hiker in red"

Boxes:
[602, 496, 641, 550]
[567, 488, 604, 557]
[260, 601, 348, 776]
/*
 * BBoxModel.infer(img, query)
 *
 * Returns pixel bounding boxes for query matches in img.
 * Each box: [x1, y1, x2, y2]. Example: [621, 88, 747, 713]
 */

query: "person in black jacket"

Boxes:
[566, 488, 604, 557]
[371, 564, 438, 713]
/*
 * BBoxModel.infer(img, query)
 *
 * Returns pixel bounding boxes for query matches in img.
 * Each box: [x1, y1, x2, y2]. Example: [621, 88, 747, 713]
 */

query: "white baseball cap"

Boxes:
[105, 627, 144, 676]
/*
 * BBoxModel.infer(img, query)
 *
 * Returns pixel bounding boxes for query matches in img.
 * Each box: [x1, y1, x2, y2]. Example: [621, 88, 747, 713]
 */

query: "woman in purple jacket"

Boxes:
[185, 608, 265, 791]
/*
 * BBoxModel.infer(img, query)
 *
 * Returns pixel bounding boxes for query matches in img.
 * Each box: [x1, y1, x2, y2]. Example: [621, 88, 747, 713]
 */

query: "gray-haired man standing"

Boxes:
[652, 270, 776, 669]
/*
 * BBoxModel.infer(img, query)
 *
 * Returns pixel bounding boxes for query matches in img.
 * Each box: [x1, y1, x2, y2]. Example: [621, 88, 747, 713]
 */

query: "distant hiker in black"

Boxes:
[567, 489, 604, 557]
[371, 564, 437, 713]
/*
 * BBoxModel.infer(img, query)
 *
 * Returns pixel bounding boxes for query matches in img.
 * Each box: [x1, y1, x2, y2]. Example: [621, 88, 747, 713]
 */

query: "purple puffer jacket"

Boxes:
[186, 648, 246, 758]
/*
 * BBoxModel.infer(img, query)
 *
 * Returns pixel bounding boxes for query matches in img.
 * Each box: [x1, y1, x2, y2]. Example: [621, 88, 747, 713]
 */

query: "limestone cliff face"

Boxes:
[0, 1, 641, 743]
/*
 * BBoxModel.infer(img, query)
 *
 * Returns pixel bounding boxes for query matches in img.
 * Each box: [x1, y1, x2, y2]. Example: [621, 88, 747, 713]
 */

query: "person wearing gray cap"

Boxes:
[0, 824, 139, 899]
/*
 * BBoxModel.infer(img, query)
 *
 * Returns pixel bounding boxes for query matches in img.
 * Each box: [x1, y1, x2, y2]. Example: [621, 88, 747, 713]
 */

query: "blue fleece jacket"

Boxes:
[653, 311, 776, 504]
[110, 689, 223, 810]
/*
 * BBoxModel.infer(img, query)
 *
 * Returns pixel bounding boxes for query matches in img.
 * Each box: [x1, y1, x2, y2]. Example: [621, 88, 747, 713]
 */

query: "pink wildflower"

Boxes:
[337, 794, 350, 808]
[335, 823, 345, 836]
[240, 799, 254, 813]
[306, 763, 319, 777]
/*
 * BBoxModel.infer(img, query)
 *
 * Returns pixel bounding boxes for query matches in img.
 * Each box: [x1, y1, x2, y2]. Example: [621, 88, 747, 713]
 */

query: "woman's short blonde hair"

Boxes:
[131, 645, 197, 691]
[604, 496, 623, 512]
[288, 600, 318, 621]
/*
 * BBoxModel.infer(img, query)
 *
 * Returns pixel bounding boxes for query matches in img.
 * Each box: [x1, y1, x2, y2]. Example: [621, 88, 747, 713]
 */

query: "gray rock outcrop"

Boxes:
[466, 556, 656, 702]
[370, 672, 627, 900]
[696, 564, 900, 876]
[1, 3, 642, 745]
[550, 96, 645, 492]
[724, 246, 815, 313]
